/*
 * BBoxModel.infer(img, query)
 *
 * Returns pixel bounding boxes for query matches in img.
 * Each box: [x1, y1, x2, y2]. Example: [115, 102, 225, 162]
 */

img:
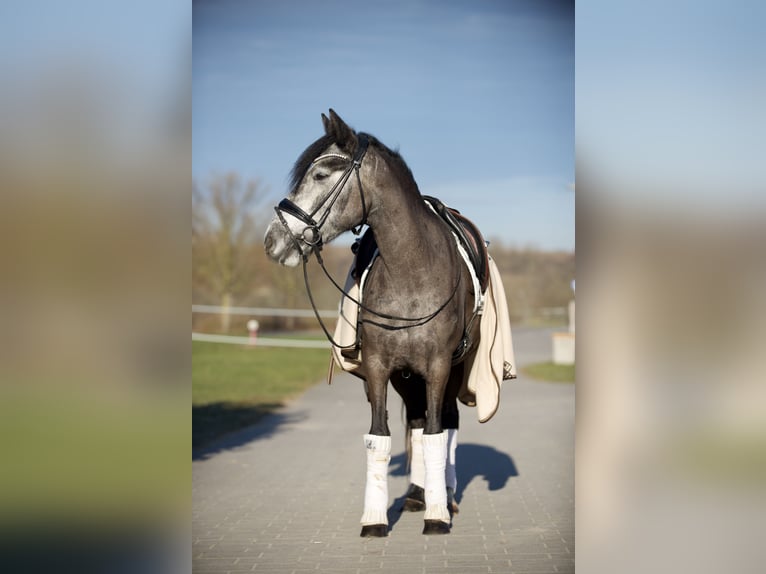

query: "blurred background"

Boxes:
[0, 1, 190, 572]
[577, 1, 766, 573]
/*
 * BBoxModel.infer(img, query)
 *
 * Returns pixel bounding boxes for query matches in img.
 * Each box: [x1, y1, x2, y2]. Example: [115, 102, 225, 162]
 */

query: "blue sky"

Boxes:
[194, 0, 574, 251]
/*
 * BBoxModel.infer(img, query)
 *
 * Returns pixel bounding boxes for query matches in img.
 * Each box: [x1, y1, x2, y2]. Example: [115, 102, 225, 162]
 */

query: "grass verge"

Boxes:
[522, 361, 575, 383]
[192, 341, 330, 448]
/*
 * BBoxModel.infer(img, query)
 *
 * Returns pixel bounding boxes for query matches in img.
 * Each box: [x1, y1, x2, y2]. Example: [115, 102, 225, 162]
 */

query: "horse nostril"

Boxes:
[264, 233, 274, 251]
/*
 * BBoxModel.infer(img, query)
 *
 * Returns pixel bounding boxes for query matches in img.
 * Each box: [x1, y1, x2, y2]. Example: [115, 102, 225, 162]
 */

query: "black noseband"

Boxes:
[277, 197, 315, 226]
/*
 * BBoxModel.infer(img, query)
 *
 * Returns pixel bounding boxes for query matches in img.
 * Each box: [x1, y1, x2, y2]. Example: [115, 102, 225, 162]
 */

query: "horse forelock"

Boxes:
[289, 134, 334, 192]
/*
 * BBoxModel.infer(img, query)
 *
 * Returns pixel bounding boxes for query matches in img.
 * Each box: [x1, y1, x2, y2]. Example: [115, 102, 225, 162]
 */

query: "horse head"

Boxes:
[264, 109, 370, 267]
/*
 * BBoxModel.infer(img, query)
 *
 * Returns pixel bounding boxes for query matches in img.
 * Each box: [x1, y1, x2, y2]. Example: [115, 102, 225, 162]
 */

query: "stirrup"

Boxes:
[341, 345, 361, 361]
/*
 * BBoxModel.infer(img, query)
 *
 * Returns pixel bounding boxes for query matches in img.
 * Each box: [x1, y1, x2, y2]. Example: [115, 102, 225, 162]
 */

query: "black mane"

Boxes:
[364, 133, 418, 193]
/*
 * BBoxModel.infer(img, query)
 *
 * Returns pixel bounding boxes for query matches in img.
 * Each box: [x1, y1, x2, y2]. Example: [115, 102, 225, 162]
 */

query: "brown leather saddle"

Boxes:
[350, 196, 489, 293]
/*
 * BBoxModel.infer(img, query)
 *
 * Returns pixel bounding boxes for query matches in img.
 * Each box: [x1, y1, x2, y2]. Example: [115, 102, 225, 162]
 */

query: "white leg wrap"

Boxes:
[446, 428, 458, 492]
[422, 431, 450, 522]
[360, 434, 391, 525]
[409, 428, 425, 487]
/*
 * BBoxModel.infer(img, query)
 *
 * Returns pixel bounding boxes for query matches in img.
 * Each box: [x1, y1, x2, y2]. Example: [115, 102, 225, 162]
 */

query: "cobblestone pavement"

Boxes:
[193, 327, 574, 573]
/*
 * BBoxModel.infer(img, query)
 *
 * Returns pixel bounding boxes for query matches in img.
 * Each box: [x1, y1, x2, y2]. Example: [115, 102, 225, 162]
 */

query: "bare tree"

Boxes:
[193, 172, 267, 332]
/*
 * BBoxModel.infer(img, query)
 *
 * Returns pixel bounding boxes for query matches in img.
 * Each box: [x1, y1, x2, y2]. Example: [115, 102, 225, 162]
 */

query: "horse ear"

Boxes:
[321, 112, 330, 134]
[327, 108, 356, 151]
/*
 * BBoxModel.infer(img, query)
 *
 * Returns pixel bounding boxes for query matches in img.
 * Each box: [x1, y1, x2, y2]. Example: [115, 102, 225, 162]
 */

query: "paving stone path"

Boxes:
[193, 327, 574, 573]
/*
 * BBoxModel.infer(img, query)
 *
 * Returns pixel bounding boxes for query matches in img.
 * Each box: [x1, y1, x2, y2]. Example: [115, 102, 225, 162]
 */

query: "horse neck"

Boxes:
[364, 158, 451, 273]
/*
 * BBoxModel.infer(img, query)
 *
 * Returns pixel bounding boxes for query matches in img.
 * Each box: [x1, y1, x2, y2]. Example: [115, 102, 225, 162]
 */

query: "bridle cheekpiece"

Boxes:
[275, 134, 370, 261]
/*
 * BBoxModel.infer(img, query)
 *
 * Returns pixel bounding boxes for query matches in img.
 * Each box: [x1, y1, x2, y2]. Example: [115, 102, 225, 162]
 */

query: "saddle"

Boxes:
[350, 196, 489, 293]
[423, 196, 489, 294]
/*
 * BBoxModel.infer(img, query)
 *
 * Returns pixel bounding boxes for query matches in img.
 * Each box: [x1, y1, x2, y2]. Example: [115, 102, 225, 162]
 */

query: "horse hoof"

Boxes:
[402, 484, 426, 512]
[403, 497, 426, 512]
[422, 519, 450, 535]
[447, 487, 459, 515]
[360, 524, 388, 537]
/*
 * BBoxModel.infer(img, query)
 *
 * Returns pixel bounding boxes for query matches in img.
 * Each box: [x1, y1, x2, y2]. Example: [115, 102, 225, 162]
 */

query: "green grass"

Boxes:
[522, 361, 575, 383]
[192, 341, 331, 448]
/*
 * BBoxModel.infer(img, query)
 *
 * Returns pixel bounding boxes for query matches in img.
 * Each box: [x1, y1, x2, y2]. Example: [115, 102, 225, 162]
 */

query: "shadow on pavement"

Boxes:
[455, 443, 519, 502]
[386, 491, 410, 531]
[193, 403, 307, 461]
[386, 442, 519, 529]
[389, 449, 409, 477]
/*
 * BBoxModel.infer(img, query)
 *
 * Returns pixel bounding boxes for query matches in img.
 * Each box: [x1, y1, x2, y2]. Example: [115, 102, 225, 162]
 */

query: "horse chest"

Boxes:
[361, 323, 454, 370]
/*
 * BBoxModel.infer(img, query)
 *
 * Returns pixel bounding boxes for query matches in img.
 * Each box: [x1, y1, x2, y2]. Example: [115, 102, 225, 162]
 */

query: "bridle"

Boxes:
[274, 134, 370, 258]
[272, 133, 462, 348]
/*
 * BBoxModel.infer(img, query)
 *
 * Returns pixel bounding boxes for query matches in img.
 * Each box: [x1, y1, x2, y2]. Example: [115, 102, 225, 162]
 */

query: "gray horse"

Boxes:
[264, 110, 481, 536]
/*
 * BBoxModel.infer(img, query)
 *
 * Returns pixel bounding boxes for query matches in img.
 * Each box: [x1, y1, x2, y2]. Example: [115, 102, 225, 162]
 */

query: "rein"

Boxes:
[303, 248, 463, 348]
[273, 134, 463, 349]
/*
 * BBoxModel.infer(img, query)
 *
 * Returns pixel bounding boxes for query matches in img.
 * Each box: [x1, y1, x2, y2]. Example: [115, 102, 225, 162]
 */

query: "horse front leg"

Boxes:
[391, 371, 427, 512]
[422, 361, 452, 535]
[360, 368, 391, 538]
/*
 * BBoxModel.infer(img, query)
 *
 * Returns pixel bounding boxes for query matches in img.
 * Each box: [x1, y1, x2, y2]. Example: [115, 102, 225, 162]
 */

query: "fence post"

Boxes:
[247, 319, 260, 345]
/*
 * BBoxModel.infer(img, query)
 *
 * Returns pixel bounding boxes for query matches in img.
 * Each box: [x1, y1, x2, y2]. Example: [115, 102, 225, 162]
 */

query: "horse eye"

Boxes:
[313, 171, 329, 181]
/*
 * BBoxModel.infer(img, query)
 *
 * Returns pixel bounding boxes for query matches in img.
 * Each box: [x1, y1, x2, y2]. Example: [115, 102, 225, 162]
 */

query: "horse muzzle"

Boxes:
[264, 219, 305, 267]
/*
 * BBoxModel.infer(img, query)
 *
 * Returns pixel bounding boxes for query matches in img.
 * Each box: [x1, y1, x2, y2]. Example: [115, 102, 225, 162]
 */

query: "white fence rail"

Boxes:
[192, 304, 568, 348]
[192, 305, 335, 348]
[191, 332, 330, 349]
[192, 304, 337, 318]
